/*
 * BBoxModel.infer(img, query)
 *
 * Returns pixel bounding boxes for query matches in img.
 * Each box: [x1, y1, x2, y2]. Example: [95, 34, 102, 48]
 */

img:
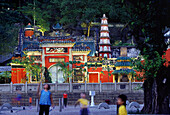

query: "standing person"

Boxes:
[117, 94, 127, 115]
[63, 91, 68, 108]
[29, 93, 32, 108]
[75, 93, 89, 115]
[37, 82, 54, 115]
[29, 89, 33, 108]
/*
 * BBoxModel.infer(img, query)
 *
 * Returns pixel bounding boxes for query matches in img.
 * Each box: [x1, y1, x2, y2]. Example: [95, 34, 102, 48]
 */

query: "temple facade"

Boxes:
[11, 14, 142, 84]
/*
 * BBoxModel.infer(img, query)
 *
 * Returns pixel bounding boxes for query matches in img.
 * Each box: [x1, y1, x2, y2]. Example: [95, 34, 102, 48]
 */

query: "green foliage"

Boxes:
[55, 61, 97, 82]
[18, 0, 133, 34]
[18, 0, 61, 31]
[113, 40, 134, 46]
[0, 71, 11, 83]
[55, 61, 73, 83]
[134, 84, 143, 90]
[0, 24, 18, 55]
[100, 71, 105, 75]
[134, 51, 165, 79]
[0, 2, 28, 55]
[120, 0, 169, 83]
[12, 55, 44, 82]
[60, 0, 100, 25]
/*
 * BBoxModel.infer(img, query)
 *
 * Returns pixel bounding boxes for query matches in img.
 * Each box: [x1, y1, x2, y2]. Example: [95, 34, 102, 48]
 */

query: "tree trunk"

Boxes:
[142, 68, 170, 114]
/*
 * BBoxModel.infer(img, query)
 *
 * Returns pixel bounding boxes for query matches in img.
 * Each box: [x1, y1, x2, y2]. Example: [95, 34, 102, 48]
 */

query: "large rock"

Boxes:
[98, 103, 110, 109]
[128, 102, 140, 108]
[0, 103, 12, 110]
[0, 103, 13, 113]
[127, 102, 140, 113]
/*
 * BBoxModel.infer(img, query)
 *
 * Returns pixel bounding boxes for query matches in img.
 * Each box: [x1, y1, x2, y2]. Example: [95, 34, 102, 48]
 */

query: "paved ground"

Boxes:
[0, 105, 117, 115]
[0, 105, 147, 115]
[0, 104, 169, 115]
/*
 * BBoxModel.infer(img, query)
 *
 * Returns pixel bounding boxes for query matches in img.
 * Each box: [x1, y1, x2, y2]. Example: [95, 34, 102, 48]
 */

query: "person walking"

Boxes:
[37, 82, 54, 115]
[16, 90, 22, 107]
[75, 93, 89, 115]
[63, 91, 68, 108]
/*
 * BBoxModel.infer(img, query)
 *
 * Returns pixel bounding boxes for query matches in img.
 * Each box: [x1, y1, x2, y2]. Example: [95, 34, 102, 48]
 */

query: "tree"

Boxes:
[118, 0, 170, 113]
[19, 0, 61, 31]
[55, 61, 74, 83]
[0, 71, 11, 83]
[12, 55, 44, 83]
[58, 0, 101, 36]
[0, 2, 28, 55]
[54, 60, 98, 83]
[19, 0, 125, 36]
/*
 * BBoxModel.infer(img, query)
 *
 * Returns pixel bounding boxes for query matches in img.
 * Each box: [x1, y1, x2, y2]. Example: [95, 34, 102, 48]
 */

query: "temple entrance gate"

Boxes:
[48, 65, 64, 83]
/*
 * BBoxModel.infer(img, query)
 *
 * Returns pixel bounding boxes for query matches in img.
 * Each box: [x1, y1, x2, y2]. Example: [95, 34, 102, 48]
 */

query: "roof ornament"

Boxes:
[53, 23, 62, 30]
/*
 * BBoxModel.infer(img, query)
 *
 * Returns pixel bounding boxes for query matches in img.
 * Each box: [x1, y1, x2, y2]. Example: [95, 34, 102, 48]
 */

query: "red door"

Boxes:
[89, 73, 98, 83]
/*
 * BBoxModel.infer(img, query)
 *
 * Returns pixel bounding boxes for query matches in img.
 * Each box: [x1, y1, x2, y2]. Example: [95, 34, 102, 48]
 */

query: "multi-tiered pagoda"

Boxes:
[99, 14, 111, 58]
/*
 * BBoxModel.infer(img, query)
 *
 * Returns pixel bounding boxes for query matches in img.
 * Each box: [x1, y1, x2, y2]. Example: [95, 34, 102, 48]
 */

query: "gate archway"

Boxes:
[48, 65, 64, 83]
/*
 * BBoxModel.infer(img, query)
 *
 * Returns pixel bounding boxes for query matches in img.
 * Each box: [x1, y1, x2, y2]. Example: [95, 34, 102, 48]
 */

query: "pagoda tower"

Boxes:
[99, 14, 111, 58]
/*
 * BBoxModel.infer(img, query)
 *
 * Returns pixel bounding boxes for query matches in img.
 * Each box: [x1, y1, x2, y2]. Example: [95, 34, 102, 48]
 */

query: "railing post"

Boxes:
[99, 81, 102, 93]
[10, 82, 13, 93]
[115, 81, 117, 91]
[40, 82, 42, 91]
[69, 78, 72, 93]
[62, 97, 64, 109]
[25, 81, 28, 93]
[59, 98, 62, 112]
[129, 80, 132, 92]
[55, 82, 58, 92]
[85, 80, 87, 92]
[36, 99, 39, 112]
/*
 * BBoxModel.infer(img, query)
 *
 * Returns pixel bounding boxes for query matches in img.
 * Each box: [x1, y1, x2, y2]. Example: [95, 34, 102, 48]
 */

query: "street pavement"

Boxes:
[0, 105, 117, 115]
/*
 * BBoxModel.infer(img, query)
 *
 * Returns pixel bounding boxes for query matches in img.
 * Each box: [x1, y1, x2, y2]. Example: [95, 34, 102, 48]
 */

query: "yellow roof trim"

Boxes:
[72, 51, 91, 55]
[87, 62, 102, 65]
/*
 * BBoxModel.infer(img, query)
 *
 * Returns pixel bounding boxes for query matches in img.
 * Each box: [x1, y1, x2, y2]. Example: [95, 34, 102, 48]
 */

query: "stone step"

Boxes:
[0, 92, 144, 106]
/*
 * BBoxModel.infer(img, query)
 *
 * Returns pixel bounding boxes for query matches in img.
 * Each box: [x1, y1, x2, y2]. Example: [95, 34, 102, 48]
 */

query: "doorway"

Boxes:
[48, 66, 64, 83]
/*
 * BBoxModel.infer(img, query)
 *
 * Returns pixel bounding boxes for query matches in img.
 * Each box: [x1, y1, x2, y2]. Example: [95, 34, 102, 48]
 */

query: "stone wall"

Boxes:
[0, 82, 143, 93]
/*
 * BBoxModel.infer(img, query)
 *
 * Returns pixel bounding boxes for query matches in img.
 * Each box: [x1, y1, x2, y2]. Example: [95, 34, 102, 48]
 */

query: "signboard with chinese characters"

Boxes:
[73, 56, 83, 61]
[49, 58, 65, 62]
[46, 48, 68, 53]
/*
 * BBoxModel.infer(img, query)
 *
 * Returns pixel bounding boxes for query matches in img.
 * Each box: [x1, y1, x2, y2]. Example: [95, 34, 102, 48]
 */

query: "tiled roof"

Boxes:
[115, 62, 132, 67]
[112, 69, 135, 74]
[116, 56, 132, 61]
[23, 42, 41, 51]
[52, 23, 62, 30]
